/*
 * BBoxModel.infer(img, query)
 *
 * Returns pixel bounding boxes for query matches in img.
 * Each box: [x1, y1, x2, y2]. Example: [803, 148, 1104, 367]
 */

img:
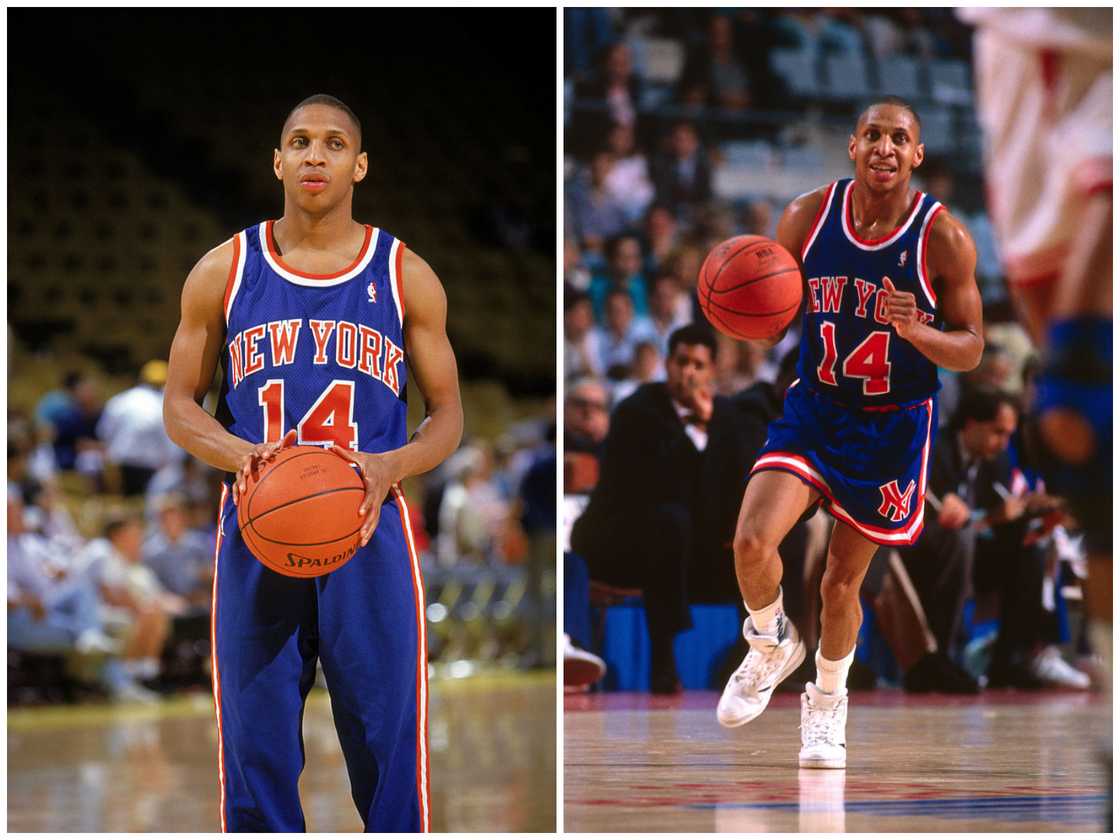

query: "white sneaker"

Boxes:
[799, 682, 848, 769]
[563, 634, 606, 687]
[75, 629, 122, 655]
[110, 680, 159, 705]
[1030, 646, 1091, 690]
[717, 615, 806, 728]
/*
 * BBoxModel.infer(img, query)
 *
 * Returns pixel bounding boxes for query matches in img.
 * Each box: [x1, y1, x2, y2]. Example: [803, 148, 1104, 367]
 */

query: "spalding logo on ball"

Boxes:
[236, 446, 366, 578]
[697, 235, 803, 341]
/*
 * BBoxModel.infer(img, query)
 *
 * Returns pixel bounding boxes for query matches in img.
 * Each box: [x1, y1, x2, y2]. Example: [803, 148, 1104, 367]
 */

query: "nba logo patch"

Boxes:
[898, 250, 908, 267]
[367, 282, 377, 304]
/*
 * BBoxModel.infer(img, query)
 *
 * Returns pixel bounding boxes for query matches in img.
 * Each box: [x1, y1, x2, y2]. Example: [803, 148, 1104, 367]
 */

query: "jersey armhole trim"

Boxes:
[389, 239, 407, 327]
[800, 182, 837, 263]
[223, 231, 247, 326]
[915, 204, 944, 309]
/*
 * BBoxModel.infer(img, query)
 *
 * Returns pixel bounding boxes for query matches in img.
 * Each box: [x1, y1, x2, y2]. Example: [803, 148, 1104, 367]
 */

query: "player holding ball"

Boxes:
[163, 94, 463, 831]
[701, 97, 983, 769]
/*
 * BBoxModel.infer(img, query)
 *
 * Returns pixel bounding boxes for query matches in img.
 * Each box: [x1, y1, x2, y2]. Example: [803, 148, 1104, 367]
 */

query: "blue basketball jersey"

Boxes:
[217, 220, 408, 455]
[797, 179, 945, 407]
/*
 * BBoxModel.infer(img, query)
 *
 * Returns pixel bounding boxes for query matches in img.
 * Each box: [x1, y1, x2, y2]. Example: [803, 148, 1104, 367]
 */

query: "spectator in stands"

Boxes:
[741, 199, 775, 238]
[564, 8, 618, 79]
[714, 336, 775, 395]
[97, 360, 182, 497]
[436, 445, 504, 566]
[85, 512, 183, 691]
[564, 236, 592, 292]
[22, 479, 82, 551]
[571, 325, 749, 692]
[589, 234, 649, 320]
[41, 371, 104, 475]
[593, 289, 658, 379]
[604, 122, 655, 223]
[566, 151, 631, 255]
[7, 489, 154, 702]
[144, 453, 217, 524]
[647, 271, 691, 351]
[643, 204, 681, 274]
[679, 14, 752, 112]
[564, 291, 606, 380]
[143, 492, 214, 609]
[565, 378, 611, 468]
[575, 42, 641, 129]
[653, 122, 713, 216]
[612, 340, 664, 404]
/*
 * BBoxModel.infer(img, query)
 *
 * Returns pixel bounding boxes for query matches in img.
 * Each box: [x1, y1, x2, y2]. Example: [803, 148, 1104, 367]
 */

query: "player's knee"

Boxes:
[819, 565, 862, 605]
[733, 527, 773, 571]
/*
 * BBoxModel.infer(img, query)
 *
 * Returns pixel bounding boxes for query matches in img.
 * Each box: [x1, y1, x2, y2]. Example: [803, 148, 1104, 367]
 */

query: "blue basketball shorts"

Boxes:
[751, 380, 938, 546]
[210, 483, 430, 832]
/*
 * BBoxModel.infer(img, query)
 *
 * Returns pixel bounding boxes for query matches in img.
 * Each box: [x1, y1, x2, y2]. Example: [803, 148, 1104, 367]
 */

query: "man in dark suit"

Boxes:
[652, 122, 713, 216]
[571, 324, 740, 693]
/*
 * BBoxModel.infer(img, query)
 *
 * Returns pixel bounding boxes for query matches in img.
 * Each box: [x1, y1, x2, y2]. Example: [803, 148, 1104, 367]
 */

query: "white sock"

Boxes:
[746, 588, 783, 636]
[815, 646, 855, 695]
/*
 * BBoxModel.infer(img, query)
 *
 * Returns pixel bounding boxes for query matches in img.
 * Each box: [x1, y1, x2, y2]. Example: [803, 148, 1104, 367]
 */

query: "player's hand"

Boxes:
[328, 446, 398, 547]
[232, 429, 297, 505]
[938, 492, 971, 530]
[881, 277, 920, 341]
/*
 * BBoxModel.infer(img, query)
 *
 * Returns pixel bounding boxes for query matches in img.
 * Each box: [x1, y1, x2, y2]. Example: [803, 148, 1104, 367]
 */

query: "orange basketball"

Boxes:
[697, 235, 803, 341]
[236, 446, 366, 578]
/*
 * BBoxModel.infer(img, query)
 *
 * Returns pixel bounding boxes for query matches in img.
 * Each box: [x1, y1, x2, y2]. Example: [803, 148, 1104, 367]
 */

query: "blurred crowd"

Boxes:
[9, 356, 556, 704]
[563, 8, 1096, 695]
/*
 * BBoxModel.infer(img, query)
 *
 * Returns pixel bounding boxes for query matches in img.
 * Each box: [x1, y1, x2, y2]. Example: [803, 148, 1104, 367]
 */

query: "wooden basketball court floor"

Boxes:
[565, 689, 1111, 832]
[8, 671, 555, 832]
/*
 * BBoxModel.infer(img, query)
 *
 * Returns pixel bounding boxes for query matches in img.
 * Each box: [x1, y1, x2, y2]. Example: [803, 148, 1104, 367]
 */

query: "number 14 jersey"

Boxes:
[216, 221, 408, 454]
[797, 179, 944, 407]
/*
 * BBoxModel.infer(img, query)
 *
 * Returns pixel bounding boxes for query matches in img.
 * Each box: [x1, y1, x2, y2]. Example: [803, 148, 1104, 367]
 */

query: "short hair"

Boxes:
[282, 94, 362, 150]
[856, 96, 922, 136]
[564, 290, 592, 312]
[667, 323, 718, 361]
[606, 233, 639, 260]
[103, 511, 141, 540]
[605, 287, 632, 305]
[952, 386, 1019, 430]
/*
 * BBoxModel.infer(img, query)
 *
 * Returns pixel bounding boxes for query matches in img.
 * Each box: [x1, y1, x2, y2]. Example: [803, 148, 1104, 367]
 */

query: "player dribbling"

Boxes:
[717, 98, 984, 769]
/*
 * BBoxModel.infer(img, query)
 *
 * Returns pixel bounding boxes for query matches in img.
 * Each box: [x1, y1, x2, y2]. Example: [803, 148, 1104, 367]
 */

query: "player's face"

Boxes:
[274, 104, 367, 211]
[849, 105, 924, 193]
[666, 343, 715, 403]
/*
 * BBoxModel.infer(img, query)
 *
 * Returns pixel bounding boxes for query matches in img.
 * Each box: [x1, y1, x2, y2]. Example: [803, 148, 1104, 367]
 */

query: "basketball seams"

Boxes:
[247, 491, 366, 546]
[706, 238, 774, 293]
[708, 266, 802, 295]
[243, 448, 360, 521]
[703, 298, 802, 318]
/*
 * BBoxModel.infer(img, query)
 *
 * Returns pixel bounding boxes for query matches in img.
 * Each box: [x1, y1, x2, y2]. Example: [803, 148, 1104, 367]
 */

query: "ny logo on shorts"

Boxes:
[878, 479, 916, 522]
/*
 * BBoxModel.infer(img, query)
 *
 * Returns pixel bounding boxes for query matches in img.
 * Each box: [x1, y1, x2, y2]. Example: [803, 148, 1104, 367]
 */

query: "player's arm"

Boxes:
[332, 249, 464, 545]
[163, 240, 293, 483]
[882, 211, 983, 371]
[764, 186, 832, 347]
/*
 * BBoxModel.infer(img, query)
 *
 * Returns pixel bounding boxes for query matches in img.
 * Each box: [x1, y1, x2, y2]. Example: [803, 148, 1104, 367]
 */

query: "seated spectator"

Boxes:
[592, 289, 658, 379]
[565, 151, 631, 256]
[647, 272, 691, 351]
[564, 291, 605, 380]
[643, 204, 680, 275]
[144, 492, 214, 610]
[570, 325, 756, 693]
[740, 199, 775, 238]
[42, 371, 104, 476]
[22, 479, 82, 552]
[8, 490, 153, 702]
[84, 512, 184, 691]
[652, 122, 713, 217]
[604, 122, 655, 223]
[564, 378, 611, 469]
[589, 234, 649, 321]
[679, 14, 752, 112]
[97, 360, 182, 497]
[611, 340, 664, 404]
[564, 237, 592, 292]
[897, 388, 1079, 692]
[574, 41, 642, 129]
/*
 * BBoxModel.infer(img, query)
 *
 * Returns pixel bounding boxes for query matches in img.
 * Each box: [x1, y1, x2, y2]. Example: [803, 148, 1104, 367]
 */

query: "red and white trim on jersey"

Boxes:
[210, 484, 229, 832]
[392, 485, 430, 832]
[841, 181, 926, 251]
[914, 203, 944, 309]
[388, 239, 407, 328]
[223, 231, 248, 326]
[751, 398, 934, 546]
[260, 221, 379, 287]
[801, 182, 838, 263]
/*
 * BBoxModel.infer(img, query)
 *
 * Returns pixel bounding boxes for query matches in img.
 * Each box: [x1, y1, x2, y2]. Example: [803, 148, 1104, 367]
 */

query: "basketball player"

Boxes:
[716, 98, 983, 769]
[959, 6, 1111, 704]
[163, 94, 463, 831]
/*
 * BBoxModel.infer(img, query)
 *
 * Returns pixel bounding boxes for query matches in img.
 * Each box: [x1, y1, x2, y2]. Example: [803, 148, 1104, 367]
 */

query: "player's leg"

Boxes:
[717, 470, 819, 727]
[799, 520, 879, 769]
[316, 489, 429, 833]
[213, 487, 319, 831]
